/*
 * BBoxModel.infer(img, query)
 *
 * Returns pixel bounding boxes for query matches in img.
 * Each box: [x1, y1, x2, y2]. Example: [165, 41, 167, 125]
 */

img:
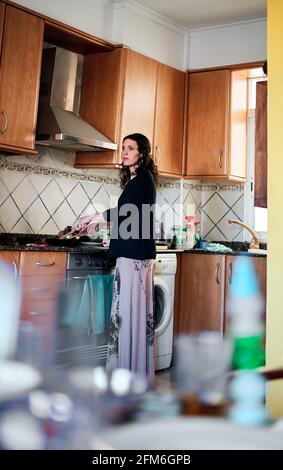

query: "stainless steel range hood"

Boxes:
[36, 47, 117, 152]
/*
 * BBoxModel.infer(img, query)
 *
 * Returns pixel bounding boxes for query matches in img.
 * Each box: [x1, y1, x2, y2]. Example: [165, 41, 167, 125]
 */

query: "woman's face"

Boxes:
[121, 138, 140, 167]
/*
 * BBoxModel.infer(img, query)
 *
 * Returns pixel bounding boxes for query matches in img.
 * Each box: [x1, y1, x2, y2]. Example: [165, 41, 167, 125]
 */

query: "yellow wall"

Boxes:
[266, 0, 283, 418]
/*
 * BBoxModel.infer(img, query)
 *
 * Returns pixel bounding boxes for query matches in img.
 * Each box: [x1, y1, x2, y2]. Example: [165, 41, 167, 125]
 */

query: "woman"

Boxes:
[72, 133, 158, 383]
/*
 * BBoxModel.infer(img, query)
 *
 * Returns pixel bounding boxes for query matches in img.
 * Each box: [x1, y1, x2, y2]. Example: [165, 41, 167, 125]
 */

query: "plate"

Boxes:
[0, 361, 42, 401]
[80, 241, 103, 246]
[96, 416, 283, 450]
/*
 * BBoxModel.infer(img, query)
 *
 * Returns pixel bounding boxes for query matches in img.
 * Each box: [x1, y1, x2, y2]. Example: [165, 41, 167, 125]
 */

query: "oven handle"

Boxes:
[71, 276, 88, 280]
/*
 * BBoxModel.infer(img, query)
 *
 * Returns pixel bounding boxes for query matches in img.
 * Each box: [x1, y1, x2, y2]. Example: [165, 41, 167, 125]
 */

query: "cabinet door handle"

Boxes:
[12, 261, 18, 279]
[155, 145, 161, 164]
[31, 287, 51, 293]
[35, 261, 55, 267]
[218, 149, 223, 168]
[215, 262, 220, 284]
[229, 262, 233, 284]
[29, 311, 48, 317]
[0, 111, 8, 135]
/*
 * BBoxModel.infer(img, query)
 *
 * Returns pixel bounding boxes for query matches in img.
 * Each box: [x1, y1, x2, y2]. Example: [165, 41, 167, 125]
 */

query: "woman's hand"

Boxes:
[72, 213, 97, 232]
[72, 213, 105, 234]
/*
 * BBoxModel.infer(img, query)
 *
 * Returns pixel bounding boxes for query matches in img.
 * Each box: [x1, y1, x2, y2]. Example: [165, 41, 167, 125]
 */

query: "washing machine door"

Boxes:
[154, 276, 172, 337]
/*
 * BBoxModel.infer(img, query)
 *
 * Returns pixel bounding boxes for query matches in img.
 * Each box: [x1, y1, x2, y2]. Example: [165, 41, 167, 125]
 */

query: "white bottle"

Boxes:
[185, 216, 195, 250]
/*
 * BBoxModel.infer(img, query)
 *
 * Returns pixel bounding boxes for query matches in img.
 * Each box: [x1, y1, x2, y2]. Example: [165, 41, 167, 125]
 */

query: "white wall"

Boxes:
[111, 0, 188, 70]
[12, 0, 114, 42]
[13, 0, 266, 70]
[189, 19, 267, 69]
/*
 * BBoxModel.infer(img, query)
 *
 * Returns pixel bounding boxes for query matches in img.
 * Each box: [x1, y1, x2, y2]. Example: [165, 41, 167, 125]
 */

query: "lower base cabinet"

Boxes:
[177, 253, 266, 336]
[178, 253, 226, 334]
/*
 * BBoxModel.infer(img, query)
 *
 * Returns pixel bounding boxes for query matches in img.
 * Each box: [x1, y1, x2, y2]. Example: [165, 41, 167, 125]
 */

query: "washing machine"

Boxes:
[154, 253, 177, 371]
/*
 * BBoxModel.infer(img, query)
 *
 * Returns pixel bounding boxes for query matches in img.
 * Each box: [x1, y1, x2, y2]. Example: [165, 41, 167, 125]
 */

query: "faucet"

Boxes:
[228, 219, 260, 249]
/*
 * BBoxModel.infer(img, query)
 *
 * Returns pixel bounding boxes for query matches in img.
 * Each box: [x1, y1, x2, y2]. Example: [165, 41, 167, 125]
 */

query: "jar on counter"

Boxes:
[173, 227, 187, 250]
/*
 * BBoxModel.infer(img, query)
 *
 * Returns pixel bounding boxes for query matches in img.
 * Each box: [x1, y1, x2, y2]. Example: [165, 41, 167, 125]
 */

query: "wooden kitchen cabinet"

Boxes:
[178, 253, 226, 334]
[19, 251, 67, 322]
[176, 252, 267, 338]
[154, 63, 185, 176]
[0, 5, 43, 154]
[224, 255, 266, 333]
[185, 69, 247, 181]
[76, 48, 158, 168]
[0, 2, 4, 57]
[76, 48, 185, 176]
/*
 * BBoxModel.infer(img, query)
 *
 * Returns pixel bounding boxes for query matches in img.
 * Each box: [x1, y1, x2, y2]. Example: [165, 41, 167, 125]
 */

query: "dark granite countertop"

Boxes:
[184, 240, 267, 257]
[0, 234, 267, 256]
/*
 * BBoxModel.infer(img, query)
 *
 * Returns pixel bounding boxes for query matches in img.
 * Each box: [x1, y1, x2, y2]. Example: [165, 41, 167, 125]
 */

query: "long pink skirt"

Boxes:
[106, 257, 155, 384]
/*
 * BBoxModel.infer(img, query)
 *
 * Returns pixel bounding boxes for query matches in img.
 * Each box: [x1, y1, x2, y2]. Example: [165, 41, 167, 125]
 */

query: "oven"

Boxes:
[54, 251, 115, 368]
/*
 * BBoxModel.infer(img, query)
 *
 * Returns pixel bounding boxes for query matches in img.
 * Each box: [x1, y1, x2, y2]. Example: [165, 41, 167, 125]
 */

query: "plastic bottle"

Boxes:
[185, 216, 195, 250]
[194, 220, 201, 248]
[227, 257, 267, 425]
[174, 227, 187, 250]
[228, 371, 267, 425]
[227, 257, 265, 370]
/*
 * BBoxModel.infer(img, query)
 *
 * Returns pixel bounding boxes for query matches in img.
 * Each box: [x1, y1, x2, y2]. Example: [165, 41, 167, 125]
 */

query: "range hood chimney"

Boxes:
[36, 47, 117, 152]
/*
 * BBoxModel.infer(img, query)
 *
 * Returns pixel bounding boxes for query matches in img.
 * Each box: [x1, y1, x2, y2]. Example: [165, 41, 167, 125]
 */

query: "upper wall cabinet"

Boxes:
[0, 2, 4, 57]
[185, 69, 247, 181]
[76, 48, 158, 169]
[76, 48, 185, 177]
[0, 5, 43, 154]
[153, 63, 185, 177]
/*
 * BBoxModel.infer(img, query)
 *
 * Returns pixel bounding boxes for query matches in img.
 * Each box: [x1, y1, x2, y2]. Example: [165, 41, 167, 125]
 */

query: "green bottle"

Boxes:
[228, 257, 265, 370]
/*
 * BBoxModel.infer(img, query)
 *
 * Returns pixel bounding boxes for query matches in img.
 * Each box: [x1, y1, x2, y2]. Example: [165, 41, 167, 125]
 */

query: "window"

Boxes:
[244, 72, 268, 242]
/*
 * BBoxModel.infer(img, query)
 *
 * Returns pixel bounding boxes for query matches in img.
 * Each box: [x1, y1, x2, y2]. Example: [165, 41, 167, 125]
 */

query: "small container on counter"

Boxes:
[172, 227, 187, 250]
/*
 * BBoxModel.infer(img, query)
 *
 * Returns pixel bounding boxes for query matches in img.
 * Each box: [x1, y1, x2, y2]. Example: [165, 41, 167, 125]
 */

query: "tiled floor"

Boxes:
[155, 366, 176, 393]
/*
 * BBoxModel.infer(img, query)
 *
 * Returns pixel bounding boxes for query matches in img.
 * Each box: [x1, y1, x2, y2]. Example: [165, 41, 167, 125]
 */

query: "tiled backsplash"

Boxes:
[0, 149, 245, 241]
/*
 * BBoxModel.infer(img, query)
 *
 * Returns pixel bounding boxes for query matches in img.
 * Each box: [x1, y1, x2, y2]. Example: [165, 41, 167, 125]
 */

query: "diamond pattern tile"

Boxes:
[12, 177, 38, 214]
[201, 214, 215, 240]
[205, 226, 226, 241]
[0, 177, 9, 206]
[52, 201, 76, 231]
[40, 180, 65, 215]
[0, 197, 22, 232]
[201, 193, 230, 225]
[24, 198, 50, 233]
[230, 195, 244, 219]
[92, 186, 112, 213]
[0, 149, 246, 238]
[28, 174, 51, 194]
[67, 183, 90, 217]
[0, 170, 25, 193]
[12, 219, 33, 234]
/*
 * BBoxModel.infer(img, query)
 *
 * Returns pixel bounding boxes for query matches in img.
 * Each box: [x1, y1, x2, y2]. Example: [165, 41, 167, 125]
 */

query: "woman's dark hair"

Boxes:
[119, 133, 159, 188]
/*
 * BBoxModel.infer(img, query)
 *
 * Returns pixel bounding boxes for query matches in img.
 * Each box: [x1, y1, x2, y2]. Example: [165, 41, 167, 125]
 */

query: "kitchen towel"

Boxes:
[61, 274, 114, 334]
[205, 243, 233, 253]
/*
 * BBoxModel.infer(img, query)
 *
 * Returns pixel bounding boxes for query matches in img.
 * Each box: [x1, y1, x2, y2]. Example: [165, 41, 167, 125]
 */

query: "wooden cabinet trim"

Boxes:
[3, 0, 116, 53]
[254, 81, 267, 208]
[0, 1, 5, 57]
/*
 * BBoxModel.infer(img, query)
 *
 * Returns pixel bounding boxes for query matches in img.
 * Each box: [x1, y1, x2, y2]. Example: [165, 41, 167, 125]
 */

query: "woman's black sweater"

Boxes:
[103, 169, 156, 260]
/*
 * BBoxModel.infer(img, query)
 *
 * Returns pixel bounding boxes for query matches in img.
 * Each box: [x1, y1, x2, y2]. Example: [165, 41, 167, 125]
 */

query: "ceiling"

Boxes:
[134, 0, 267, 29]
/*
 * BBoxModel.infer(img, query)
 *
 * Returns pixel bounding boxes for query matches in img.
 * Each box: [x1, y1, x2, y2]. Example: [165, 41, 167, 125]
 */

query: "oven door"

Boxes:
[55, 270, 113, 367]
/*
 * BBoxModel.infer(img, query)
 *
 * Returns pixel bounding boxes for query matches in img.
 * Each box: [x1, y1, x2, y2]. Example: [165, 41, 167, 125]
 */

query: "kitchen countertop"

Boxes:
[0, 234, 266, 256]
